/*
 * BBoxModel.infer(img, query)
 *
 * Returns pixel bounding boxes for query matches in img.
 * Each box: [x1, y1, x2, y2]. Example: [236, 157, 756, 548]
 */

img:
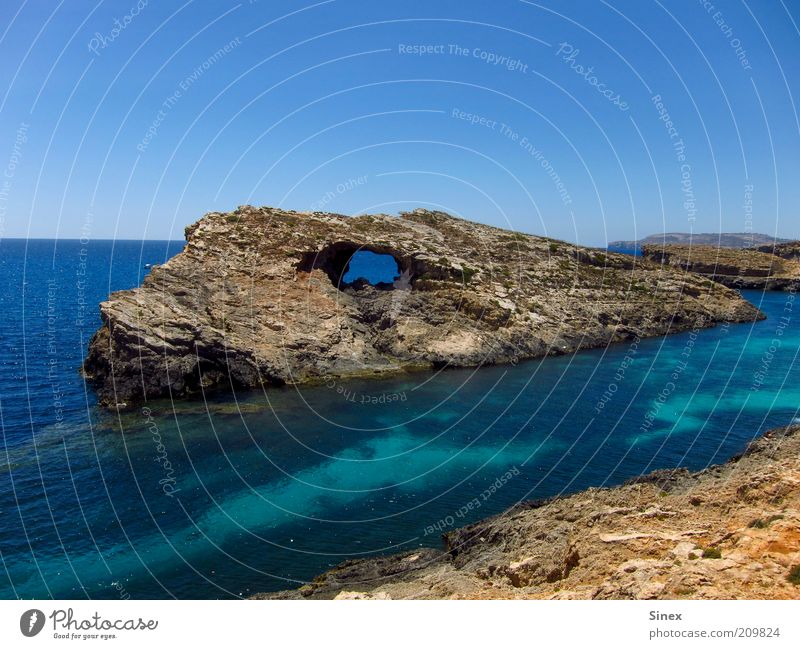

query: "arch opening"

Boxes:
[342, 250, 400, 286]
[298, 242, 408, 290]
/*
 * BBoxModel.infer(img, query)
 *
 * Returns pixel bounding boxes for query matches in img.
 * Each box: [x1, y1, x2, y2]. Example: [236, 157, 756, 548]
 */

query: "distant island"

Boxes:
[609, 232, 791, 250]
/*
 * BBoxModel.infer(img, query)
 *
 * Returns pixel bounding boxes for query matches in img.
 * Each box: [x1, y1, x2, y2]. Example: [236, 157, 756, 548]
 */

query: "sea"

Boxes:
[0, 238, 797, 599]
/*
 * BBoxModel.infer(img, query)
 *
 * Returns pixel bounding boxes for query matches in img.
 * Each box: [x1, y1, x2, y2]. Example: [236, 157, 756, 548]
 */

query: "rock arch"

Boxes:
[298, 242, 419, 289]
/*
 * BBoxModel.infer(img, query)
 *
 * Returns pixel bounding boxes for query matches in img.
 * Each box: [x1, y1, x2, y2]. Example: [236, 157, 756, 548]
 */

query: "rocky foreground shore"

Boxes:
[257, 424, 800, 600]
[642, 243, 800, 291]
[84, 205, 760, 408]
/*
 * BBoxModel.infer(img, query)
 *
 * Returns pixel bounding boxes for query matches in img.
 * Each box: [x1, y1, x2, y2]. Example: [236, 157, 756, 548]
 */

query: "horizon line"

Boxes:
[2, 230, 795, 244]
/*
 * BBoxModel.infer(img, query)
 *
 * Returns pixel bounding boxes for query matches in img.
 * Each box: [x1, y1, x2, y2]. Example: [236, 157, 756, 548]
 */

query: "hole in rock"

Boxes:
[342, 250, 400, 286]
[298, 243, 412, 290]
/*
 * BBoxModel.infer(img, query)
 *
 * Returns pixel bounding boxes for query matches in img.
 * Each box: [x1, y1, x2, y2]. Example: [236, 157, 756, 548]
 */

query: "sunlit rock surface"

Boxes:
[84, 205, 762, 408]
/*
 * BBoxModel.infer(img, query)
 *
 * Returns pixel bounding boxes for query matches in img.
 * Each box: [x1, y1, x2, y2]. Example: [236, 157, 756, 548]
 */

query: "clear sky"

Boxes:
[0, 0, 798, 245]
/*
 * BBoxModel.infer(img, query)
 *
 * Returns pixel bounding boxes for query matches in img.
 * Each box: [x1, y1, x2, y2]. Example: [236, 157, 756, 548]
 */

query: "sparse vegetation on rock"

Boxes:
[84, 206, 763, 408]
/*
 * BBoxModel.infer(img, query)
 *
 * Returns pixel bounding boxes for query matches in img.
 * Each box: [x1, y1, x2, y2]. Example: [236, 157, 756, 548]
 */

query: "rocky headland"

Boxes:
[256, 424, 800, 600]
[642, 243, 800, 291]
[83, 206, 761, 408]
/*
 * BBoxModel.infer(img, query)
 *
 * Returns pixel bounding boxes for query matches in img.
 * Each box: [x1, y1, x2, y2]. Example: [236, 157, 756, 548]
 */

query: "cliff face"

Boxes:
[642, 243, 800, 291]
[84, 206, 761, 408]
[257, 425, 800, 600]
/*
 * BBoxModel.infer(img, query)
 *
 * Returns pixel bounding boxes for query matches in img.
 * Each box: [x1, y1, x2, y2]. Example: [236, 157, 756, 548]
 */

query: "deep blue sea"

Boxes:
[0, 239, 798, 599]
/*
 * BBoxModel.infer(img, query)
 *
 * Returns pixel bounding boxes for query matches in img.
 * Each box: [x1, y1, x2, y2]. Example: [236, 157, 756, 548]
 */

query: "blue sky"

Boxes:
[0, 0, 798, 245]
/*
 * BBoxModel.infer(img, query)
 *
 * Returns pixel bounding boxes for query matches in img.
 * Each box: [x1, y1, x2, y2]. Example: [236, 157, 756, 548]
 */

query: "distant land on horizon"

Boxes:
[2, 229, 796, 251]
[609, 232, 793, 249]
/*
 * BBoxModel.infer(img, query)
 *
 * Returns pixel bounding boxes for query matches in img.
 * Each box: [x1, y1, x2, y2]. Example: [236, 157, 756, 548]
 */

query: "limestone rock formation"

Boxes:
[642, 243, 800, 291]
[84, 206, 762, 408]
[256, 425, 800, 600]
[757, 240, 800, 261]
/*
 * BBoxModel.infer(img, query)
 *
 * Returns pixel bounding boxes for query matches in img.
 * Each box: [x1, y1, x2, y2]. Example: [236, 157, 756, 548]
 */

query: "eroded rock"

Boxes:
[84, 206, 763, 408]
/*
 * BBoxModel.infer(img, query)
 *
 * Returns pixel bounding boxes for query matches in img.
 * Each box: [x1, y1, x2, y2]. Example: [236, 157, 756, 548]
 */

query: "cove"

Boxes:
[0, 239, 797, 599]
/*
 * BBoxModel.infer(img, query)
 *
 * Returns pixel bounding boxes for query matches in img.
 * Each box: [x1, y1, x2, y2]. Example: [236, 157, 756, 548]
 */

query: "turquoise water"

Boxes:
[0, 239, 798, 598]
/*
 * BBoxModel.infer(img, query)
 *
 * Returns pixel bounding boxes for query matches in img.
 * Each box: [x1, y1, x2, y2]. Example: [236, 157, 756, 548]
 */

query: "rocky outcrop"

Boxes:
[84, 206, 762, 408]
[256, 425, 800, 600]
[642, 243, 800, 291]
[757, 241, 800, 261]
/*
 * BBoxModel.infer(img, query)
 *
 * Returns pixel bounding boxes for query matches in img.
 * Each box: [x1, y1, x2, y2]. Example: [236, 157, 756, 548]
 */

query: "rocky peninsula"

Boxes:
[84, 206, 761, 408]
[642, 243, 800, 291]
[257, 424, 800, 600]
